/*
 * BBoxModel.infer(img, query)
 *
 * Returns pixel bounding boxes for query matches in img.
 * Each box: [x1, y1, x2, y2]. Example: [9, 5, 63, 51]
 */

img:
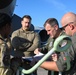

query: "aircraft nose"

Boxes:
[0, 0, 13, 9]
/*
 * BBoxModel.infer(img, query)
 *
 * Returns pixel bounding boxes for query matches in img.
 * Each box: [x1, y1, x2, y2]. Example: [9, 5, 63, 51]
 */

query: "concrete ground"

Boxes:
[37, 67, 48, 75]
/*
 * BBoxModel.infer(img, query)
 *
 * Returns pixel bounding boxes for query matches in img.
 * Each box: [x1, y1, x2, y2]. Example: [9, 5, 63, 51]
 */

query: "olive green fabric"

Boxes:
[11, 28, 40, 75]
[0, 34, 13, 75]
[56, 32, 76, 75]
[11, 28, 41, 57]
[39, 30, 66, 75]
[40, 30, 65, 53]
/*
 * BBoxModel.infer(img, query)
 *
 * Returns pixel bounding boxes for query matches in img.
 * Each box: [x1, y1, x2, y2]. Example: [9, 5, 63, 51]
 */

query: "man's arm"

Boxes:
[26, 33, 41, 51]
[11, 30, 22, 48]
[40, 61, 59, 71]
[11, 30, 32, 49]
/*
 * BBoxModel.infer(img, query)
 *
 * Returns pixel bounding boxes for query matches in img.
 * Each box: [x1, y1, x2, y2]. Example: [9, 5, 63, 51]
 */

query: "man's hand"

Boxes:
[34, 48, 40, 54]
[52, 53, 58, 61]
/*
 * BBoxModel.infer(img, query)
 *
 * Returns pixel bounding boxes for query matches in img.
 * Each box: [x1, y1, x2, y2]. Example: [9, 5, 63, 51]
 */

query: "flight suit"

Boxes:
[0, 34, 13, 75]
[11, 28, 40, 57]
[56, 32, 76, 75]
[39, 30, 66, 75]
[11, 28, 41, 75]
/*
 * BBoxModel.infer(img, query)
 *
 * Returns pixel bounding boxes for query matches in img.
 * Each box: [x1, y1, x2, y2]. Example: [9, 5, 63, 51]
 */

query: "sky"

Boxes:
[14, 0, 76, 28]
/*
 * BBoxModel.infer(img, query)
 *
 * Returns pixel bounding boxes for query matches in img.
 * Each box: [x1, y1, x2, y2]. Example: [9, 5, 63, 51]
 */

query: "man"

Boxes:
[0, 13, 12, 75]
[37, 12, 76, 75]
[11, 15, 41, 75]
[11, 15, 40, 57]
[34, 18, 65, 75]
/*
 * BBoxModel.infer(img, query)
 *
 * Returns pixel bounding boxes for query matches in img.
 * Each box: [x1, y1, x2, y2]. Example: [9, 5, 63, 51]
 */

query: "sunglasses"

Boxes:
[62, 22, 74, 30]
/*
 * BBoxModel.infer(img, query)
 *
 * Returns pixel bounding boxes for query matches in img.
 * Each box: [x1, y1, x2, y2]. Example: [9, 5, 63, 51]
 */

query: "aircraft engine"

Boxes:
[38, 29, 49, 46]
[0, 0, 16, 17]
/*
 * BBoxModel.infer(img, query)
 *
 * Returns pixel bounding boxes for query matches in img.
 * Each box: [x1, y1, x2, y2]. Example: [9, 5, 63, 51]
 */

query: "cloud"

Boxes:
[44, 0, 68, 12]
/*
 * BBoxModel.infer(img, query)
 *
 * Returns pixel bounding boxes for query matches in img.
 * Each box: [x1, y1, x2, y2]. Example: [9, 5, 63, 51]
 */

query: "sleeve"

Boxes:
[56, 52, 68, 72]
[26, 33, 41, 51]
[0, 40, 10, 66]
[11, 30, 20, 48]
[40, 45, 48, 54]
[37, 37, 51, 54]
[11, 30, 32, 50]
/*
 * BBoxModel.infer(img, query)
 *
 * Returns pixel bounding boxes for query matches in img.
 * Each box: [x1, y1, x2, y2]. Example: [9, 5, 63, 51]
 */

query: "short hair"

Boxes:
[21, 15, 32, 21]
[0, 13, 11, 28]
[44, 18, 59, 27]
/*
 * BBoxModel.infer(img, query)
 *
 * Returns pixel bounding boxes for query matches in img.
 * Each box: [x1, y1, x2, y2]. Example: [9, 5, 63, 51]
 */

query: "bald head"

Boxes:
[61, 12, 76, 26]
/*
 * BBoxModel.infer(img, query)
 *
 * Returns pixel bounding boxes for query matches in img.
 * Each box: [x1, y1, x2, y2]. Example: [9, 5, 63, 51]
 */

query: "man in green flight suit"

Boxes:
[0, 13, 13, 75]
[34, 18, 65, 75]
[11, 15, 41, 75]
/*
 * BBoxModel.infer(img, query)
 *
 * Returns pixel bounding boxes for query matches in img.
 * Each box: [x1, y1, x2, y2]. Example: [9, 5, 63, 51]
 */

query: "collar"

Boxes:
[20, 28, 34, 33]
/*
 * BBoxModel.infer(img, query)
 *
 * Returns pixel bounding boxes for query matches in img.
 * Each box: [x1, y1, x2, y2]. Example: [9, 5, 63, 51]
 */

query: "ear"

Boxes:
[69, 24, 74, 30]
[55, 24, 58, 30]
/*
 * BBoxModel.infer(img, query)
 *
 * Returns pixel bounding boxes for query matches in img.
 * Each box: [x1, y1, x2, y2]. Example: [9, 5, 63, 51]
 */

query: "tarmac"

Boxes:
[37, 67, 48, 75]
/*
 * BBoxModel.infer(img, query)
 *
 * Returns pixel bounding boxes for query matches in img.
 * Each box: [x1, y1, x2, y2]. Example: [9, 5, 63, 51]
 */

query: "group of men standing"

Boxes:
[0, 12, 76, 75]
